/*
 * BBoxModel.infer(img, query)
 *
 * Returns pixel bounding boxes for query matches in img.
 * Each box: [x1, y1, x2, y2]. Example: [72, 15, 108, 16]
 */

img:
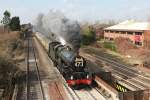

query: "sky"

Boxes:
[0, 0, 150, 24]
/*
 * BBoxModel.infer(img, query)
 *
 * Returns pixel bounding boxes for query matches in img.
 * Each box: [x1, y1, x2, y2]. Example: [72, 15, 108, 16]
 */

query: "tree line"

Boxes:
[80, 21, 116, 45]
[0, 10, 21, 31]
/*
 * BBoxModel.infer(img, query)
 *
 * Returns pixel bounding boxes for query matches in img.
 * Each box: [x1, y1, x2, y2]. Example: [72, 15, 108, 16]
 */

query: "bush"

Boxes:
[115, 37, 136, 54]
[81, 34, 93, 45]
[9, 16, 21, 31]
[103, 41, 116, 51]
[8, 38, 24, 53]
[81, 25, 96, 45]
[0, 56, 18, 81]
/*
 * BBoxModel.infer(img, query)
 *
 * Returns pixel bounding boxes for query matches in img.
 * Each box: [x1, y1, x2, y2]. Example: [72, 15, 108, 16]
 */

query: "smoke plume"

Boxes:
[34, 10, 81, 51]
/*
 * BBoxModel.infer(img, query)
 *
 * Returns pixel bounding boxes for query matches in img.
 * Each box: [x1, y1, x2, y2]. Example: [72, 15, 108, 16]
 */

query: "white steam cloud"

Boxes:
[34, 9, 81, 51]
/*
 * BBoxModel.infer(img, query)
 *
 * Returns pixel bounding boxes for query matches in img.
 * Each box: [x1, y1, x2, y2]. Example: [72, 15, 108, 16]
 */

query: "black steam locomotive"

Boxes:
[48, 41, 93, 86]
[35, 32, 94, 86]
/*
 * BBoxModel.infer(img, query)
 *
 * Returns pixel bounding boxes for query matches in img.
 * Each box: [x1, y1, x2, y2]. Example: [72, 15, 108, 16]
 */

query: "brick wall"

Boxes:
[144, 30, 150, 49]
[104, 30, 144, 46]
[104, 32, 136, 41]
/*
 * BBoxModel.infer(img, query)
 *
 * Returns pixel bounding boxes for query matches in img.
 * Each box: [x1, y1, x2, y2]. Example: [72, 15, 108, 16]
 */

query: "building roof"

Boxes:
[105, 20, 150, 31]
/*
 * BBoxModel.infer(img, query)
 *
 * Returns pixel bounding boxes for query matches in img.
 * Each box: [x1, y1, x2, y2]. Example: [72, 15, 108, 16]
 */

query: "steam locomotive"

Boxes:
[35, 32, 93, 86]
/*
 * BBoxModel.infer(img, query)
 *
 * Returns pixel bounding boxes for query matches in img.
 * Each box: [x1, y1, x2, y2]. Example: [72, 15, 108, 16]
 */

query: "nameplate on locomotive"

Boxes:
[75, 57, 84, 67]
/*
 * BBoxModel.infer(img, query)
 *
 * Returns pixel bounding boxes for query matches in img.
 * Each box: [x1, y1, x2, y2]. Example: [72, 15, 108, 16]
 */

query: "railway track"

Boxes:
[34, 35, 109, 100]
[63, 84, 108, 100]
[46, 55, 109, 99]
[104, 65, 149, 90]
[83, 53, 150, 91]
[26, 37, 45, 100]
[47, 77, 108, 100]
[94, 54, 150, 81]
[94, 54, 150, 88]
[112, 73, 142, 91]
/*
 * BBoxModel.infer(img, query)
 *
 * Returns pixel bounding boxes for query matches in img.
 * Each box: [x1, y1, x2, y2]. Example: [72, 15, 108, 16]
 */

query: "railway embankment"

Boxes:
[0, 31, 25, 99]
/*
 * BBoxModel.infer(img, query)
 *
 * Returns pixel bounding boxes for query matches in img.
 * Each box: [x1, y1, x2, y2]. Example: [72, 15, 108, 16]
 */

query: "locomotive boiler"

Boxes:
[35, 32, 93, 86]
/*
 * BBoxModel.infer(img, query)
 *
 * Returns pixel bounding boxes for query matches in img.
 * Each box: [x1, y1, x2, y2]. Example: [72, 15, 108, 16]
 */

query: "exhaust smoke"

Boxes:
[34, 10, 81, 51]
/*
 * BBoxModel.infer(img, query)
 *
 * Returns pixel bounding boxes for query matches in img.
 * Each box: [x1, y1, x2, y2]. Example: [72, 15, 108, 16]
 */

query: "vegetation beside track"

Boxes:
[0, 31, 25, 99]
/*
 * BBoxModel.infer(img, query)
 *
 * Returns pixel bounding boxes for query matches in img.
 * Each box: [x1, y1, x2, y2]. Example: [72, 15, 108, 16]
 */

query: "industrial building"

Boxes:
[104, 20, 150, 48]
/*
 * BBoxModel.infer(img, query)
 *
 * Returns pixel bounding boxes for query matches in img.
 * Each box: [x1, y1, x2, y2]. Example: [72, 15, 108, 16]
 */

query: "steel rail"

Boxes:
[31, 38, 46, 100]
[26, 37, 46, 100]
[27, 37, 30, 100]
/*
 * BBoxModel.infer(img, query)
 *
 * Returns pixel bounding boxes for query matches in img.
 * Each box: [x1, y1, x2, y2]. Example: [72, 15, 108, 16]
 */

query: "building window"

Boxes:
[110, 30, 113, 33]
[135, 41, 142, 46]
[121, 31, 126, 34]
[135, 32, 142, 35]
[116, 31, 119, 33]
[105, 30, 110, 33]
[110, 38, 114, 41]
[127, 32, 133, 35]
[105, 37, 109, 40]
